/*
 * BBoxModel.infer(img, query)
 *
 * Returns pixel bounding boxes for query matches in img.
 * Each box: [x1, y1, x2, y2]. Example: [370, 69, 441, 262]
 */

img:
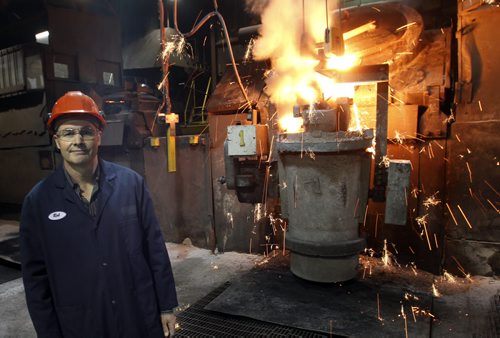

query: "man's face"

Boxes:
[54, 119, 101, 167]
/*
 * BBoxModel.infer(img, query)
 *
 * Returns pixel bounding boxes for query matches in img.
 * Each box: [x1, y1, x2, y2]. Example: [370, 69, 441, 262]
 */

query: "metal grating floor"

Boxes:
[175, 282, 340, 337]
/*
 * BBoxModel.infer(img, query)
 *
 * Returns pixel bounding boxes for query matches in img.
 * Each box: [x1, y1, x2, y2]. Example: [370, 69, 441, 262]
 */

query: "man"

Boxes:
[20, 91, 178, 337]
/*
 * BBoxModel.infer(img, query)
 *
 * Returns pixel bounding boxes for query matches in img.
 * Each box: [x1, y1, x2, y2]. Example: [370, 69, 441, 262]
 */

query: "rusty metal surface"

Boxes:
[443, 4, 500, 275]
[391, 28, 452, 103]
[455, 5, 500, 116]
[363, 141, 445, 274]
[367, 140, 446, 275]
[387, 104, 418, 139]
[318, 64, 389, 83]
[415, 139, 446, 275]
[205, 62, 268, 113]
[389, 28, 452, 138]
[446, 122, 500, 241]
[143, 135, 215, 248]
[277, 129, 373, 153]
[342, 3, 423, 66]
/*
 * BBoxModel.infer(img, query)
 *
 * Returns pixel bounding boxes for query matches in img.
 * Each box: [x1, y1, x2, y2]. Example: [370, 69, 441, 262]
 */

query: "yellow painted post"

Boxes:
[167, 127, 176, 172]
[165, 113, 179, 173]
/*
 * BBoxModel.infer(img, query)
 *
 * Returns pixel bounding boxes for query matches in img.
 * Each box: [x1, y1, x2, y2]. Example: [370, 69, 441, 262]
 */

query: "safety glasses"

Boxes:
[56, 126, 99, 141]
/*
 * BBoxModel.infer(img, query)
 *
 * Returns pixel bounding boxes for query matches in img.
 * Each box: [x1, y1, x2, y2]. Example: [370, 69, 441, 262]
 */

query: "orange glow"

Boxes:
[382, 239, 392, 267]
[253, 0, 361, 133]
[348, 103, 363, 132]
[325, 54, 360, 71]
[432, 283, 441, 297]
[279, 115, 303, 133]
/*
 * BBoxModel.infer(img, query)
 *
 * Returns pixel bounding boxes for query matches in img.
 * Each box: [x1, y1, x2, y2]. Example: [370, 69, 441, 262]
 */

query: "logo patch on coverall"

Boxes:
[48, 211, 67, 220]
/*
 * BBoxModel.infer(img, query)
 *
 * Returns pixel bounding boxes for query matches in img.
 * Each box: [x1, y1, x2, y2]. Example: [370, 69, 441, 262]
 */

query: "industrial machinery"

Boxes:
[0, 1, 123, 205]
[212, 0, 454, 281]
[277, 107, 374, 282]
[1, 0, 497, 278]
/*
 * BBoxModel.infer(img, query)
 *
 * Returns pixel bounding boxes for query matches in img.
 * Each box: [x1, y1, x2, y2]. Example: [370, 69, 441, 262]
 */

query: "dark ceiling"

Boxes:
[0, 0, 256, 49]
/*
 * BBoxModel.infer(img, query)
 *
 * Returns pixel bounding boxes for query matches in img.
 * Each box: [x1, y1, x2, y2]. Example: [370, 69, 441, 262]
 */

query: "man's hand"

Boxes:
[161, 312, 176, 337]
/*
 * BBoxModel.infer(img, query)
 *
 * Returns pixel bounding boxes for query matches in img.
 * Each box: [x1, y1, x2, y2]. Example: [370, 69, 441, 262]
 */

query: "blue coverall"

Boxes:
[20, 159, 178, 338]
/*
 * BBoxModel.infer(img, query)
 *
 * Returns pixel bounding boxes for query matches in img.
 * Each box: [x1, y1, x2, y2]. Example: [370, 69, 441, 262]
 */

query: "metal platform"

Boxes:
[176, 282, 339, 338]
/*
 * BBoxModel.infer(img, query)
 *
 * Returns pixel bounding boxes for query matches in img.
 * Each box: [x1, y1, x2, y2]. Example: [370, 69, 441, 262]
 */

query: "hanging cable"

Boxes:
[151, 0, 173, 135]
[173, 0, 252, 109]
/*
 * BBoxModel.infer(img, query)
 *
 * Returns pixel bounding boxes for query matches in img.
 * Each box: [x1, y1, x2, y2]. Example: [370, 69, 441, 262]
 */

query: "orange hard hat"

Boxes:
[47, 91, 106, 130]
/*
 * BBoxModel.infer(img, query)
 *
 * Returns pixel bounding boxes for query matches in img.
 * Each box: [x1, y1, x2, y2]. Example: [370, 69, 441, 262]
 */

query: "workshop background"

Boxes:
[0, 0, 499, 337]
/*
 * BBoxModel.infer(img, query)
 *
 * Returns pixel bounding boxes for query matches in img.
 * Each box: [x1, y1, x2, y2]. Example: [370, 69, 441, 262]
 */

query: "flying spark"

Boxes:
[457, 205, 473, 229]
[423, 192, 441, 209]
[442, 270, 457, 283]
[243, 38, 255, 63]
[484, 180, 500, 197]
[409, 262, 418, 276]
[445, 203, 459, 225]
[428, 143, 435, 159]
[466, 162, 472, 183]
[380, 155, 391, 168]
[416, 214, 432, 250]
[411, 306, 417, 322]
[451, 256, 472, 280]
[353, 198, 360, 217]
[377, 293, 383, 321]
[412, 306, 435, 319]
[433, 140, 444, 150]
[382, 239, 391, 266]
[411, 188, 420, 199]
[404, 292, 420, 301]
[486, 199, 500, 214]
[226, 213, 234, 228]
[432, 283, 441, 297]
[443, 113, 455, 124]
[363, 205, 369, 227]
[396, 22, 417, 32]
[401, 304, 408, 338]
[394, 131, 405, 144]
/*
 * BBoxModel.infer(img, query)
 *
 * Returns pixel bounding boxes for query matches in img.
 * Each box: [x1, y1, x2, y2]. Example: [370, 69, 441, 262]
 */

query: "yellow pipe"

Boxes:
[167, 128, 176, 172]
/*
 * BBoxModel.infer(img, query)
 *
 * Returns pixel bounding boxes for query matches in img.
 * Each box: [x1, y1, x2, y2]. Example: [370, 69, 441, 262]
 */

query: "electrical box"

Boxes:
[227, 125, 269, 157]
[100, 119, 125, 146]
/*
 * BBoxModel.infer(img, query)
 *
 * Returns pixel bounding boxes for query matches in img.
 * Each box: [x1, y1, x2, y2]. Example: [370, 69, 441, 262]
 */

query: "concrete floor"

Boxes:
[1, 219, 499, 337]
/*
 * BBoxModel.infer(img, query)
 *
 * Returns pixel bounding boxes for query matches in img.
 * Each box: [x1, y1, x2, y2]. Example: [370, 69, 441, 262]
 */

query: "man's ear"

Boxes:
[96, 130, 102, 146]
[53, 135, 61, 150]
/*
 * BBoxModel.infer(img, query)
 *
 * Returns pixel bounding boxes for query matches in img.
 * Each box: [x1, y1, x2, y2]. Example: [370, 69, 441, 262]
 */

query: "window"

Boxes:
[96, 60, 121, 87]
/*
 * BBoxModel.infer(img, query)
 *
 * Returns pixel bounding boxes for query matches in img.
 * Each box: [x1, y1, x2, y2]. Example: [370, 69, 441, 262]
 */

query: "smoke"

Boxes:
[244, 0, 270, 15]
[252, 0, 303, 61]
[247, 0, 360, 132]
[248, 0, 334, 110]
